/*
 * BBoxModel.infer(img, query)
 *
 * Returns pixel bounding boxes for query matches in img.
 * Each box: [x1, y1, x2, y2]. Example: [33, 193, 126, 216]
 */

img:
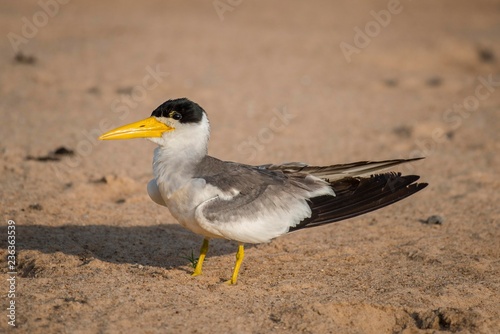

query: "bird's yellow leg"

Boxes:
[192, 238, 209, 277]
[226, 244, 245, 285]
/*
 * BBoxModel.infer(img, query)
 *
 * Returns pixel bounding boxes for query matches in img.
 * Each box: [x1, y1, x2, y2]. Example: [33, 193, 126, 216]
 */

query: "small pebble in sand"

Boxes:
[26, 146, 74, 162]
[425, 76, 442, 87]
[28, 203, 43, 211]
[53, 147, 74, 156]
[478, 47, 495, 63]
[424, 215, 444, 225]
[14, 52, 36, 65]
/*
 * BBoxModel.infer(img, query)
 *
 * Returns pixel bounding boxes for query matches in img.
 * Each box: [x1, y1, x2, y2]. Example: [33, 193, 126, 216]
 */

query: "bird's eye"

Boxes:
[171, 112, 182, 121]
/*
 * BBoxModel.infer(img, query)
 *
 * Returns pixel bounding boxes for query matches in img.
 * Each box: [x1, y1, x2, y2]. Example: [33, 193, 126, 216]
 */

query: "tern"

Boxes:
[99, 98, 427, 284]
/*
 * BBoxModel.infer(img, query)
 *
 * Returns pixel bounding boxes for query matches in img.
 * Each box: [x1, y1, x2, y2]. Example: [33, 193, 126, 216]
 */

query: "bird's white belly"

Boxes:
[160, 178, 225, 239]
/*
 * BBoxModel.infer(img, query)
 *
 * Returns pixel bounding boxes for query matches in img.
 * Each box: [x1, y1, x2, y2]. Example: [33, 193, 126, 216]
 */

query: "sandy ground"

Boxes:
[1, 0, 500, 333]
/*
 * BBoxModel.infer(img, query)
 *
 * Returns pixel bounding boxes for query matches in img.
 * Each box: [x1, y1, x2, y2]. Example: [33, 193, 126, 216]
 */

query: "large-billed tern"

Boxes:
[99, 98, 427, 284]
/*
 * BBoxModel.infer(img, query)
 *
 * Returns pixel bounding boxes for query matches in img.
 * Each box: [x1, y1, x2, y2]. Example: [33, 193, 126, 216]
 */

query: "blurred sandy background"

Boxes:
[1, 0, 499, 333]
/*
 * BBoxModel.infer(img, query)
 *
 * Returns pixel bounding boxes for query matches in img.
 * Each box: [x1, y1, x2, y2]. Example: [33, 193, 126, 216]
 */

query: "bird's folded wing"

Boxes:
[147, 179, 167, 206]
[192, 156, 426, 243]
[193, 156, 333, 243]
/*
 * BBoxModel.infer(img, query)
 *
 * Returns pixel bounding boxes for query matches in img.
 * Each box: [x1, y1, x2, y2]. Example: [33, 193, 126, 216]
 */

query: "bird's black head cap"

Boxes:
[151, 98, 205, 124]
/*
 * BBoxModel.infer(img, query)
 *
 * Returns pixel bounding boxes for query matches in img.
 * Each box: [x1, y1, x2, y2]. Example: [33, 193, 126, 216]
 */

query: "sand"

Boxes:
[1, 0, 499, 333]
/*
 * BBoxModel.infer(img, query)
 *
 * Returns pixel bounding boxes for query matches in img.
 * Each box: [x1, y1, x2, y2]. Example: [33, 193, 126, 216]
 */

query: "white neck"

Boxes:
[150, 113, 210, 198]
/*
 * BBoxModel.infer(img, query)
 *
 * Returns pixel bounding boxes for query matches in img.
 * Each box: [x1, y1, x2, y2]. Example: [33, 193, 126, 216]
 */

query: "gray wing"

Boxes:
[192, 156, 333, 243]
[192, 156, 426, 244]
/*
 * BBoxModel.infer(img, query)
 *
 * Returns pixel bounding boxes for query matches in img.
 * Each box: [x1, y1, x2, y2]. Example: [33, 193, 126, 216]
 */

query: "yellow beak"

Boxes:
[99, 117, 173, 140]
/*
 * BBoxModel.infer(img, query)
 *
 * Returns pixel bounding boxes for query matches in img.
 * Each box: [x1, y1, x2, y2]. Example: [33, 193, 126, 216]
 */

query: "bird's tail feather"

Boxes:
[289, 172, 427, 232]
[263, 157, 424, 181]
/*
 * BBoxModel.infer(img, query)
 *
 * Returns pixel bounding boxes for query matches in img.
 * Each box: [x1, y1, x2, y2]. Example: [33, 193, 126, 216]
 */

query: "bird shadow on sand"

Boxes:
[3, 224, 243, 270]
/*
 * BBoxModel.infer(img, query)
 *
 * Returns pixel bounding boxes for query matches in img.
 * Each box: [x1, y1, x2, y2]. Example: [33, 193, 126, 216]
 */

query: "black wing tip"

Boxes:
[371, 173, 428, 199]
[392, 180, 428, 201]
[416, 181, 428, 188]
[290, 173, 428, 232]
[412, 182, 428, 192]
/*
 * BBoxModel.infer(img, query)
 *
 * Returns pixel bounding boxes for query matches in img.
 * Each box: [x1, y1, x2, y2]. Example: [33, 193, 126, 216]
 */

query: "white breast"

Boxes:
[160, 178, 235, 239]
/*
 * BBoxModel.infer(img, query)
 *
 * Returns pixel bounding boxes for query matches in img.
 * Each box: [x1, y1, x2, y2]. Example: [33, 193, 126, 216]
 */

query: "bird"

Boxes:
[99, 98, 427, 284]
